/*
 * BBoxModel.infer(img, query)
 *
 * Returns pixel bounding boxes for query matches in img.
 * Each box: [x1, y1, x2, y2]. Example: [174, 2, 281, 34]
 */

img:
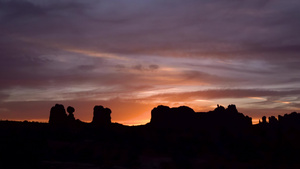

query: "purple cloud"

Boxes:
[1, 0, 300, 124]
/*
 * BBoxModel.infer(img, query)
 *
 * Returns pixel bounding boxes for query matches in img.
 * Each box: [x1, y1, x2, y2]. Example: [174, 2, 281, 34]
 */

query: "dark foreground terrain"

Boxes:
[1, 104, 300, 169]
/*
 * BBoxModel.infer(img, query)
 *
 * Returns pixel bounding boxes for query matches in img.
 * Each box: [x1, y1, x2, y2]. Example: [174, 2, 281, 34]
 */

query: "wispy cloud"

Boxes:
[1, 0, 300, 124]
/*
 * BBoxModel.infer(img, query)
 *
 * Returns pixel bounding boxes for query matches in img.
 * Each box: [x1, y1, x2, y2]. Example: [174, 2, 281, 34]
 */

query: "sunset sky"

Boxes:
[1, 0, 300, 125]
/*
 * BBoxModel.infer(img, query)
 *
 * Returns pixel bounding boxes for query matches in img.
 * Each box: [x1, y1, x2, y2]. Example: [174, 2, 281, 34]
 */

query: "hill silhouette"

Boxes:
[1, 104, 300, 168]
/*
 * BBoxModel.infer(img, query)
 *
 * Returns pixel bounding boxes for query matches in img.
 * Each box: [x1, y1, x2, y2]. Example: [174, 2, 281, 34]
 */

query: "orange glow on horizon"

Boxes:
[252, 118, 260, 125]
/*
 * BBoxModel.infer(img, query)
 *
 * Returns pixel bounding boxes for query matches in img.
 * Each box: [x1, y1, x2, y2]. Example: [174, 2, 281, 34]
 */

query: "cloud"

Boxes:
[1, 0, 300, 123]
[149, 64, 159, 70]
[1, 0, 299, 60]
[140, 89, 300, 102]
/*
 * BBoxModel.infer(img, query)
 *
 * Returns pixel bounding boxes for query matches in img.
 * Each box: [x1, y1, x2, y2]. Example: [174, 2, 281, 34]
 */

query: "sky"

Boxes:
[1, 0, 300, 125]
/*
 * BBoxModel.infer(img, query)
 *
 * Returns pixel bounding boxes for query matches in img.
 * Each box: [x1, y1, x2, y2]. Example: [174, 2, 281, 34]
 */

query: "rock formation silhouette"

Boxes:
[48, 103, 252, 131]
[92, 105, 111, 126]
[4, 103, 300, 168]
[258, 111, 300, 128]
[150, 105, 195, 128]
[280, 112, 300, 127]
[49, 104, 67, 125]
[150, 104, 252, 129]
[208, 104, 252, 128]
[66, 106, 76, 122]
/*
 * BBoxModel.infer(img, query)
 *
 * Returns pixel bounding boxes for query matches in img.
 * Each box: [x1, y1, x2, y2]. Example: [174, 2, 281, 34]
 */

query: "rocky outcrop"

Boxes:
[49, 104, 68, 125]
[150, 105, 195, 128]
[259, 111, 300, 127]
[92, 105, 112, 126]
[202, 104, 252, 128]
[150, 104, 252, 129]
[67, 106, 76, 123]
